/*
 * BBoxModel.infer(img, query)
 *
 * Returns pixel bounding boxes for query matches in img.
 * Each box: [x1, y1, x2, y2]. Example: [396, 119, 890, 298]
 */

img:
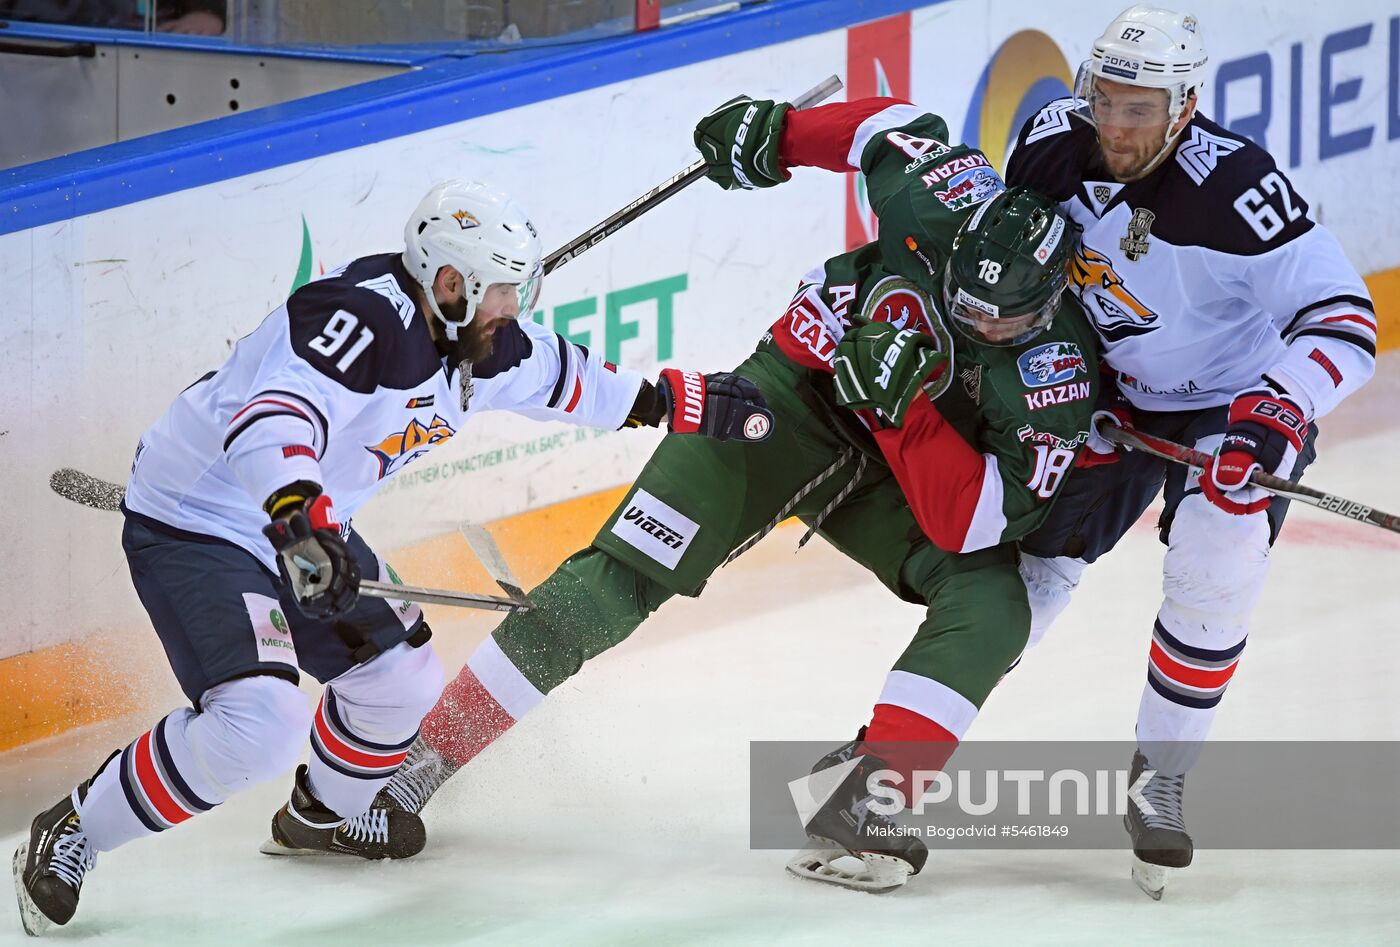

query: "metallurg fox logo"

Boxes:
[1069, 243, 1159, 342]
[367, 414, 456, 478]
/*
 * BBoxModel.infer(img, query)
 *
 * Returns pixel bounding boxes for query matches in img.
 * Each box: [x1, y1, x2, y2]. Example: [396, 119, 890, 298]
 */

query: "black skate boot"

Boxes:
[260, 765, 426, 859]
[12, 762, 105, 936]
[1124, 749, 1193, 900]
[785, 734, 928, 892]
[377, 739, 460, 815]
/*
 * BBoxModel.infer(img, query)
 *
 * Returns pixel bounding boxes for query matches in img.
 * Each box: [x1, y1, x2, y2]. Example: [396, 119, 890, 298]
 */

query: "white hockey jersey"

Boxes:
[1006, 101, 1375, 419]
[124, 253, 643, 570]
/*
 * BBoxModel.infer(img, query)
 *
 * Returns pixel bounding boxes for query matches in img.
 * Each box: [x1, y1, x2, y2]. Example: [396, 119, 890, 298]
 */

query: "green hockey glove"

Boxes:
[693, 95, 792, 190]
[832, 321, 948, 427]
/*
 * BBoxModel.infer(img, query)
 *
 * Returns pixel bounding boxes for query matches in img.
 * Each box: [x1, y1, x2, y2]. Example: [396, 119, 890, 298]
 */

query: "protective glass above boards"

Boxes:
[0, 0, 753, 49]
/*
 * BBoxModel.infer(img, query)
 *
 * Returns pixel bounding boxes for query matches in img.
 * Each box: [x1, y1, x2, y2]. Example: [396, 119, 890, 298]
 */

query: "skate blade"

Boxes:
[259, 837, 341, 857]
[13, 842, 53, 936]
[785, 845, 913, 893]
[1131, 855, 1169, 901]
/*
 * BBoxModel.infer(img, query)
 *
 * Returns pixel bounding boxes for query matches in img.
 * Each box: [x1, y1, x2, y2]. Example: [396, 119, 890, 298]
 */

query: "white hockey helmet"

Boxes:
[1073, 6, 1207, 136]
[402, 180, 544, 339]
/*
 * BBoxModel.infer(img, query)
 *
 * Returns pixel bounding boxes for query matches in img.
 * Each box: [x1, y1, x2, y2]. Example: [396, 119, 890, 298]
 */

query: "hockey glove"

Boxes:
[262, 492, 361, 619]
[1201, 386, 1309, 515]
[831, 321, 948, 428]
[657, 368, 774, 442]
[693, 95, 792, 190]
[1078, 400, 1134, 468]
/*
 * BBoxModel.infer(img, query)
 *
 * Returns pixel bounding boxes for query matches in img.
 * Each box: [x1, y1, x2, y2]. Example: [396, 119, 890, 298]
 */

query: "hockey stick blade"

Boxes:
[459, 523, 530, 605]
[1099, 424, 1400, 534]
[50, 467, 124, 511]
[543, 74, 843, 275]
[360, 579, 529, 613]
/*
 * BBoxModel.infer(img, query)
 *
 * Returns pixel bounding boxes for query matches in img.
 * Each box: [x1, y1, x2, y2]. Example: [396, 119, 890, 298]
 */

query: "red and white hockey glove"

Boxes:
[656, 368, 774, 442]
[262, 488, 361, 618]
[1201, 387, 1309, 516]
[1078, 405, 1134, 468]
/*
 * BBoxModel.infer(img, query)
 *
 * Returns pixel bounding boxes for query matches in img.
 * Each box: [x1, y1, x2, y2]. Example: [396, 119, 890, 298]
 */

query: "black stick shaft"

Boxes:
[543, 74, 844, 275]
[1100, 425, 1400, 534]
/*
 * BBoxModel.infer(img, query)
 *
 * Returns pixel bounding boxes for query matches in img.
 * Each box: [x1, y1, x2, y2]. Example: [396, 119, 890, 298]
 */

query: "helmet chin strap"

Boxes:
[421, 270, 483, 408]
[425, 271, 483, 342]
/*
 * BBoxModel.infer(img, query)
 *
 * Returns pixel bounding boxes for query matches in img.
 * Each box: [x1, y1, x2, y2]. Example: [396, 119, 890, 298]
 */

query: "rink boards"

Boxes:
[0, 0, 1397, 747]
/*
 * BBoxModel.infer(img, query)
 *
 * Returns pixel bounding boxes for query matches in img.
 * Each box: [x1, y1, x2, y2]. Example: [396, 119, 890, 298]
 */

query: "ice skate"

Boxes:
[261, 764, 426, 859]
[1124, 749, 1193, 900]
[12, 781, 98, 935]
[785, 737, 927, 893]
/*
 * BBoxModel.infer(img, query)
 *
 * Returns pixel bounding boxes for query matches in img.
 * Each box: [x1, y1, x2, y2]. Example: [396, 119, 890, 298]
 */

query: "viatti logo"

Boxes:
[622, 505, 687, 550]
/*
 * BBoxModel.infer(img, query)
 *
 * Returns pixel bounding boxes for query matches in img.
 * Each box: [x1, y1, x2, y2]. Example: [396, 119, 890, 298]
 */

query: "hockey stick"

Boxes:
[360, 579, 527, 612]
[50, 467, 123, 512]
[1099, 424, 1400, 534]
[48, 77, 844, 510]
[542, 74, 844, 274]
[459, 522, 529, 604]
[47, 468, 533, 611]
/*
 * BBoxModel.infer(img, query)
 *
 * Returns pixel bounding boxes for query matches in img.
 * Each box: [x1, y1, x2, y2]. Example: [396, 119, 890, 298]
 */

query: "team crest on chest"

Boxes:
[960, 364, 983, 404]
[366, 414, 457, 479]
[1120, 207, 1155, 261]
[859, 276, 956, 400]
[1069, 243, 1161, 342]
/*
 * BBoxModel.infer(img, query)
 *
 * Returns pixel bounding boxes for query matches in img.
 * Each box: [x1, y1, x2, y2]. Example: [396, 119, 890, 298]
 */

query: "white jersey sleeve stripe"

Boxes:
[846, 104, 928, 169]
[224, 390, 328, 455]
[544, 334, 573, 409]
[959, 454, 1009, 553]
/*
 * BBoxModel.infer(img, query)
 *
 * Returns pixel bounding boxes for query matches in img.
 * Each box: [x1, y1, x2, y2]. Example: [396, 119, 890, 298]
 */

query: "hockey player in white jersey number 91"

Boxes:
[1006, 6, 1377, 898]
[10, 179, 773, 936]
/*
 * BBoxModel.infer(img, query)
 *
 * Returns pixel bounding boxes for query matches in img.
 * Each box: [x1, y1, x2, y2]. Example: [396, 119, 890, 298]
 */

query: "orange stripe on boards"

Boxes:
[5, 261, 1398, 752]
[0, 484, 635, 753]
[1365, 265, 1400, 353]
[0, 635, 146, 753]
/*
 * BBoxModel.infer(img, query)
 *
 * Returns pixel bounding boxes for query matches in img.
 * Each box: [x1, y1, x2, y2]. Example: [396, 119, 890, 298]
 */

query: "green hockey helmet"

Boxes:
[942, 186, 1080, 347]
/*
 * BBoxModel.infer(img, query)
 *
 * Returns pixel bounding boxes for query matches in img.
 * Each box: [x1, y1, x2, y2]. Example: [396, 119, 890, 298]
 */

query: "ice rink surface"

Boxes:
[4, 366, 1400, 945]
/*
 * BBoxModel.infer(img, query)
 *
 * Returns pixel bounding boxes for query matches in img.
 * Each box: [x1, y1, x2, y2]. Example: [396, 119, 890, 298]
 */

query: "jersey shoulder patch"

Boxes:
[1024, 97, 1082, 145]
[1157, 117, 1313, 255]
[1005, 98, 1099, 202]
[1172, 120, 1249, 185]
[286, 253, 439, 393]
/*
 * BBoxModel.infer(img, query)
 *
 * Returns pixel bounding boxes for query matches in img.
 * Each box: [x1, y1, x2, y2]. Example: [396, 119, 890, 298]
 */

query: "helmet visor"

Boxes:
[1072, 61, 1174, 128]
[943, 269, 1063, 348]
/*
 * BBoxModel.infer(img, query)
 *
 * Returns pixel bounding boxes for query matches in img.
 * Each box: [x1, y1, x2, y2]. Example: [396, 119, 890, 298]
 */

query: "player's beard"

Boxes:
[438, 297, 498, 364]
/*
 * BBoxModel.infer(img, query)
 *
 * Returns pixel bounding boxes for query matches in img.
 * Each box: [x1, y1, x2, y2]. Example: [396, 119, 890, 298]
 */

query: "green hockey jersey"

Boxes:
[766, 99, 1100, 552]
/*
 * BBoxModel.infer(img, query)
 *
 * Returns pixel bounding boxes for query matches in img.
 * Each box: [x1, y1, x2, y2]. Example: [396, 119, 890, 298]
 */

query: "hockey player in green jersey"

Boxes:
[376, 97, 1102, 890]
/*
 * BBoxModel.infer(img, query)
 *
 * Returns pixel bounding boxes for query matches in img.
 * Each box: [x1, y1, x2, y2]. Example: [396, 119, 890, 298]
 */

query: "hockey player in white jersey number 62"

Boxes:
[1007, 7, 1376, 898]
[11, 180, 772, 936]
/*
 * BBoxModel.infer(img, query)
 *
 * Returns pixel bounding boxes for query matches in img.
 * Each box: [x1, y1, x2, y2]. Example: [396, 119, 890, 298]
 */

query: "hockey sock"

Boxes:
[420, 635, 542, 767]
[81, 676, 310, 853]
[1137, 612, 1246, 774]
[307, 642, 442, 818]
[860, 702, 959, 793]
[307, 687, 416, 818]
[80, 709, 224, 853]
